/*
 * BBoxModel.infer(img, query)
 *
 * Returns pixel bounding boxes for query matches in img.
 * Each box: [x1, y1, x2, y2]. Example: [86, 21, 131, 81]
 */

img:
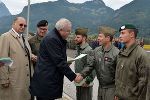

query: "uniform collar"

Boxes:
[36, 34, 43, 41]
[79, 42, 89, 50]
[119, 42, 138, 56]
[102, 43, 113, 52]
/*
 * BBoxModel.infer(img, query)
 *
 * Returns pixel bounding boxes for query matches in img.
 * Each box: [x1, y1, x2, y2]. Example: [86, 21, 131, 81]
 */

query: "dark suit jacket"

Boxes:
[30, 28, 76, 99]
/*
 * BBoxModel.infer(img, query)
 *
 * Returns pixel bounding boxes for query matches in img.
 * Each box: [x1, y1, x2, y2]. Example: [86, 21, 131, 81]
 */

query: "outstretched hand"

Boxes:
[114, 96, 119, 100]
[74, 73, 83, 83]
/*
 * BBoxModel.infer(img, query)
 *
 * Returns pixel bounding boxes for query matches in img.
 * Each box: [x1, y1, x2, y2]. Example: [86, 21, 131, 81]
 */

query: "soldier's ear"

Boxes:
[105, 36, 110, 41]
[129, 31, 134, 38]
[83, 36, 86, 41]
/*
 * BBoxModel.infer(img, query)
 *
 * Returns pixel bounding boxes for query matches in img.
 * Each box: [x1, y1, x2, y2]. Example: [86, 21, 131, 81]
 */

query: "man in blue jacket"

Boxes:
[30, 18, 82, 100]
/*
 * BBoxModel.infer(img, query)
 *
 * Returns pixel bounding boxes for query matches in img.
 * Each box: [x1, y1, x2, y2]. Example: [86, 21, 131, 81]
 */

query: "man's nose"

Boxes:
[119, 34, 122, 38]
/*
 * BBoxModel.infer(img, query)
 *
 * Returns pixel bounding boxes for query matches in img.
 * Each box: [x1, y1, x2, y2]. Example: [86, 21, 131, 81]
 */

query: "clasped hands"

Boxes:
[31, 54, 37, 62]
[74, 73, 83, 83]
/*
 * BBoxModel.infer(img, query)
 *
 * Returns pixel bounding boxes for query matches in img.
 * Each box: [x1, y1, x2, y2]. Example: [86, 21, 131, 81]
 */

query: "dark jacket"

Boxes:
[115, 43, 149, 100]
[30, 28, 76, 99]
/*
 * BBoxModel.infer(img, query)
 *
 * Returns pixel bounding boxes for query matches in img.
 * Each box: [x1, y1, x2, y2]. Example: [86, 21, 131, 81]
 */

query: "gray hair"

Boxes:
[13, 17, 26, 23]
[55, 18, 72, 30]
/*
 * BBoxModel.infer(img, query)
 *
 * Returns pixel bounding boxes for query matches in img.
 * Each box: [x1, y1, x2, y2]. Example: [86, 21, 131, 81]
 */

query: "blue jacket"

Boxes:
[30, 28, 76, 99]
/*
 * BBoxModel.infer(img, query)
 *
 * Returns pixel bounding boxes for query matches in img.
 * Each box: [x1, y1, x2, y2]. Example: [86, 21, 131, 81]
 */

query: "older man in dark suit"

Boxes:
[30, 18, 82, 100]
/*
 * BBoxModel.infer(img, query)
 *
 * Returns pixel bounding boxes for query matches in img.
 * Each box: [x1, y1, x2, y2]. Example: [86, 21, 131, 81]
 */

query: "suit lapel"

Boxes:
[9, 30, 25, 49]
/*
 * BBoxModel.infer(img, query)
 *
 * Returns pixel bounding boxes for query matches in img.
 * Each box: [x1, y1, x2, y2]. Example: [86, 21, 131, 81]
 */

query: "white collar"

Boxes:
[12, 28, 20, 37]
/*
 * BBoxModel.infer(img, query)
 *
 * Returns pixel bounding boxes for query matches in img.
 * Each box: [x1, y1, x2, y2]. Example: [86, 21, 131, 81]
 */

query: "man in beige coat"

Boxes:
[0, 17, 32, 100]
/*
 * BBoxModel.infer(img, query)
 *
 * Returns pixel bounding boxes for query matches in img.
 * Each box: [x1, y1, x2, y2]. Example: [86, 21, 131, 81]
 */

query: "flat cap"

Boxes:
[119, 24, 137, 32]
[37, 20, 48, 27]
[75, 27, 88, 37]
[99, 26, 116, 36]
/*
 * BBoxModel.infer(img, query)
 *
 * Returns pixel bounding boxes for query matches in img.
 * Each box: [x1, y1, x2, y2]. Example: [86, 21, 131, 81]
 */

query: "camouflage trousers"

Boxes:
[98, 86, 115, 100]
[76, 86, 93, 100]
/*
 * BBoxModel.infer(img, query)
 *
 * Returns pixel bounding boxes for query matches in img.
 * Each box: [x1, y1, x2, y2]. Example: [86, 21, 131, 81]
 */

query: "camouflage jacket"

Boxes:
[81, 44, 119, 87]
[75, 43, 95, 86]
[28, 34, 43, 55]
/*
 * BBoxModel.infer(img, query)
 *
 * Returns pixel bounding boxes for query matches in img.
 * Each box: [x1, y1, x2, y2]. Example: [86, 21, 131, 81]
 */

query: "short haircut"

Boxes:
[76, 32, 87, 38]
[13, 17, 18, 23]
[128, 28, 138, 38]
[104, 34, 113, 42]
[55, 18, 72, 30]
[75, 28, 88, 38]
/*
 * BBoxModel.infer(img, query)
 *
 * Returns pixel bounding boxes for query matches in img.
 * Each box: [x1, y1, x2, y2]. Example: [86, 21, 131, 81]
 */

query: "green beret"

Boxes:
[37, 20, 48, 27]
[119, 24, 137, 32]
[75, 27, 88, 37]
[99, 26, 116, 36]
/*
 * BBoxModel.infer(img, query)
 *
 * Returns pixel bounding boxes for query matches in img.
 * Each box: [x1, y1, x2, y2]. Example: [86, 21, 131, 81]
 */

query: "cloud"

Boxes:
[104, 0, 133, 10]
[30, 0, 56, 4]
[1, 0, 133, 15]
[1, 0, 92, 14]
[67, 0, 92, 3]
[1, 0, 27, 14]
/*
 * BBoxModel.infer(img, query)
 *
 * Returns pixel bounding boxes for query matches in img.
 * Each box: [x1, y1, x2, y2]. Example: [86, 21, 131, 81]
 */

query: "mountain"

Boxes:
[0, 0, 150, 37]
[0, 2, 11, 18]
[106, 0, 150, 37]
[0, 0, 114, 34]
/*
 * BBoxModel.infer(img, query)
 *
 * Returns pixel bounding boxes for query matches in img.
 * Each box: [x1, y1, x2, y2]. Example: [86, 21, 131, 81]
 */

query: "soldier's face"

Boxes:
[98, 33, 106, 45]
[119, 29, 132, 43]
[37, 26, 48, 37]
[74, 35, 84, 45]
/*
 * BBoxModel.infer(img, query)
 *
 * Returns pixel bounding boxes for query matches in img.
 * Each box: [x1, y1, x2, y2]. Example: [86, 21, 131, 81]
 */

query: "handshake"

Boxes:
[74, 73, 83, 83]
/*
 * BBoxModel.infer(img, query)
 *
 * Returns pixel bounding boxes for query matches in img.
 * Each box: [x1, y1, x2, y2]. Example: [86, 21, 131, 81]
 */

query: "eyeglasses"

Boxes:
[19, 24, 27, 27]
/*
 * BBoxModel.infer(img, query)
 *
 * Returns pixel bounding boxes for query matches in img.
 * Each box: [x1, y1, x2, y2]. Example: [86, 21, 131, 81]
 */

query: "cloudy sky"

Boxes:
[1, 0, 133, 15]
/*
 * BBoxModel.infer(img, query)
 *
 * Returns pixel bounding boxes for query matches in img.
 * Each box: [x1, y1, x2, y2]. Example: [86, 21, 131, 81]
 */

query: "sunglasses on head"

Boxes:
[19, 24, 27, 27]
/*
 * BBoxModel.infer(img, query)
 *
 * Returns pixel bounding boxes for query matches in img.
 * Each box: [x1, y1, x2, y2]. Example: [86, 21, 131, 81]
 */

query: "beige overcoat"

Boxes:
[0, 30, 32, 100]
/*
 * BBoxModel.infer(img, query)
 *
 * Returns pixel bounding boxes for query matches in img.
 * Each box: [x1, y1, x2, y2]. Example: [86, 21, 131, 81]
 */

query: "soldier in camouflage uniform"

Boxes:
[114, 24, 149, 100]
[28, 20, 48, 68]
[74, 27, 95, 100]
[80, 26, 119, 100]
